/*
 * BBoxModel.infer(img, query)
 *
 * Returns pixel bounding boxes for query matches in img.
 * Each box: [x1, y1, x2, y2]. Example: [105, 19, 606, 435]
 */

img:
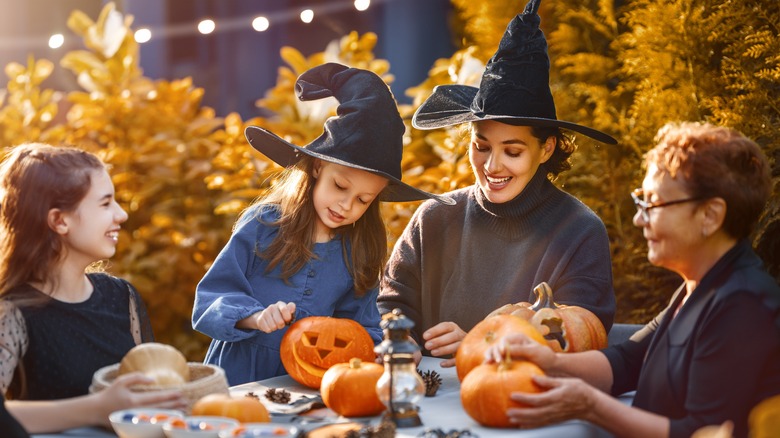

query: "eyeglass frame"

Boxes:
[631, 188, 705, 222]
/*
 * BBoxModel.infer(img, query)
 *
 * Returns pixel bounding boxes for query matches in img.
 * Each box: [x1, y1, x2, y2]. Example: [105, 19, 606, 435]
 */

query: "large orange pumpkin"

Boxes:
[455, 314, 546, 381]
[280, 316, 375, 388]
[487, 282, 608, 353]
[320, 358, 385, 417]
[460, 356, 546, 428]
[191, 393, 270, 423]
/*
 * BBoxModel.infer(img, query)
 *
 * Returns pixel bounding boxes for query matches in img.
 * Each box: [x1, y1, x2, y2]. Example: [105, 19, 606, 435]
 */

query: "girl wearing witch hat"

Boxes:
[378, 0, 616, 365]
[192, 63, 452, 386]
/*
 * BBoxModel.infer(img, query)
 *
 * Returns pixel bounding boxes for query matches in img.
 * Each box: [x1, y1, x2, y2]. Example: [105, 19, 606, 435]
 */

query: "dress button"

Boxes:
[308, 270, 315, 277]
[304, 289, 313, 296]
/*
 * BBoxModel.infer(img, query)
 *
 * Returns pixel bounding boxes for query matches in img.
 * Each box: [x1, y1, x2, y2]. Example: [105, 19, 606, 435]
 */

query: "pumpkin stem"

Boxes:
[349, 358, 362, 369]
[531, 282, 558, 311]
[498, 349, 512, 372]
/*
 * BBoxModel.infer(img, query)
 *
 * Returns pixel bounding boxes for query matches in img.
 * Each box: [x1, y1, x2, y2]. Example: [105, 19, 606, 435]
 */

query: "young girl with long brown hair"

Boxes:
[0, 143, 184, 433]
[192, 63, 452, 386]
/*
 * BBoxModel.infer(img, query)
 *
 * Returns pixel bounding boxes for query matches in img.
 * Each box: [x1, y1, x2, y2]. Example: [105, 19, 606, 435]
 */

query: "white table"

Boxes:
[35, 357, 634, 437]
[229, 356, 634, 437]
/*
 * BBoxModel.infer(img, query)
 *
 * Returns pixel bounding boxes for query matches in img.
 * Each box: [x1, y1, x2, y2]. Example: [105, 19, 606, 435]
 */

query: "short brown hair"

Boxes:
[645, 122, 771, 239]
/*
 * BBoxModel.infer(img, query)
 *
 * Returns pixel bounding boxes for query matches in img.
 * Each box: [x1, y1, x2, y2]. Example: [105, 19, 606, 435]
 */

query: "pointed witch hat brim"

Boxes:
[245, 63, 454, 205]
[412, 0, 617, 145]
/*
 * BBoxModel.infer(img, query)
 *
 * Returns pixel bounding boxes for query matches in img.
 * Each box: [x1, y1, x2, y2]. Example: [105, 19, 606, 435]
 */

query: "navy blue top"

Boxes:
[604, 240, 780, 438]
[192, 204, 382, 386]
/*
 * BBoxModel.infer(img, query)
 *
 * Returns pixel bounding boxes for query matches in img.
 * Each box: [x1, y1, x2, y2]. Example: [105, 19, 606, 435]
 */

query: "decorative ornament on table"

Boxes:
[374, 309, 425, 428]
[279, 315, 376, 389]
[487, 282, 608, 352]
[263, 388, 291, 404]
[417, 368, 442, 397]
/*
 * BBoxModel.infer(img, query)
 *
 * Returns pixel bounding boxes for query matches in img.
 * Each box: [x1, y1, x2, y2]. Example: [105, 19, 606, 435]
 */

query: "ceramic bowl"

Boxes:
[218, 423, 301, 438]
[109, 408, 185, 438]
[162, 416, 240, 438]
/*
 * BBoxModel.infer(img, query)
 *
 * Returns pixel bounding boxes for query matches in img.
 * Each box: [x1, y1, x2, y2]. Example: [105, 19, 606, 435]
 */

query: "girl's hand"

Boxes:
[96, 373, 186, 426]
[485, 332, 557, 372]
[504, 375, 596, 428]
[422, 321, 466, 367]
[255, 301, 296, 333]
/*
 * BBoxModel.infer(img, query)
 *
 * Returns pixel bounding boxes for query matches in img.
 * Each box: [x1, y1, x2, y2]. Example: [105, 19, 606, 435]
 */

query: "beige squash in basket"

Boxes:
[119, 342, 190, 386]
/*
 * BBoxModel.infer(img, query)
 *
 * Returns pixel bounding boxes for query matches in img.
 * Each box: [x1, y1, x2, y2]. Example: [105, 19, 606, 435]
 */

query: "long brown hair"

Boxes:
[248, 156, 387, 295]
[0, 143, 105, 302]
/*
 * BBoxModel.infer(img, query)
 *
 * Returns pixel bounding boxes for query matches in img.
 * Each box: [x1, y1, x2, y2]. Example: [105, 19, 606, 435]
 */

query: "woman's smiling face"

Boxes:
[469, 120, 554, 204]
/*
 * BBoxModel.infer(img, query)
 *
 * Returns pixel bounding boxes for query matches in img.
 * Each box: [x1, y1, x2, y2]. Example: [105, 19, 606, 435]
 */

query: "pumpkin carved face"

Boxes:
[486, 282, 608, 353]
[280, 316, 375, 388]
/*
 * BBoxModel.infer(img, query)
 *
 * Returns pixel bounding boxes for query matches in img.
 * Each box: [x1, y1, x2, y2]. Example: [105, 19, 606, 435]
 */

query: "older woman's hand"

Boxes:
[485, 332, 557, 372]
[505, 374, 597, 428]
[422, 321, 466, 367]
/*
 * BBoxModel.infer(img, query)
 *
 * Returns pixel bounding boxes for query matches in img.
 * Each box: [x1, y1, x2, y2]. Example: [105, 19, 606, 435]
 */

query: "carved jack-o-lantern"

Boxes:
[280, 316, 375, 388]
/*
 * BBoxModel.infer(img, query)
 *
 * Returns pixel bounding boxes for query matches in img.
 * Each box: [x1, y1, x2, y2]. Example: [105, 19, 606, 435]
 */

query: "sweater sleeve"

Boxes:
[0, 301, 26, 394]
[378, 204, 426, 342]
[192, 211, 268, 342]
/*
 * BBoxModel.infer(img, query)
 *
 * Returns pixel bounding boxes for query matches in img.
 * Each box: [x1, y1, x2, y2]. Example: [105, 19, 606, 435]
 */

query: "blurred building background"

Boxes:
[0, 0, 455, 118]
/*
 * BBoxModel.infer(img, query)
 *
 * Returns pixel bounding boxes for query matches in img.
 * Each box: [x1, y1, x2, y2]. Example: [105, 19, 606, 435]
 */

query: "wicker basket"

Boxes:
[90, 362, 229, 413]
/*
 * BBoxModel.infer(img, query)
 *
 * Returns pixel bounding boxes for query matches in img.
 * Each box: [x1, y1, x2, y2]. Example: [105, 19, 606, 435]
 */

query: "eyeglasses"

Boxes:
[631, 188, 704, 222]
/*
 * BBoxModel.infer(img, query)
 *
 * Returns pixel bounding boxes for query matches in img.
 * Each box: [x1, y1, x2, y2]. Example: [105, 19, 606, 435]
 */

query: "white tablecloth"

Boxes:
[229, 356, 633, 438]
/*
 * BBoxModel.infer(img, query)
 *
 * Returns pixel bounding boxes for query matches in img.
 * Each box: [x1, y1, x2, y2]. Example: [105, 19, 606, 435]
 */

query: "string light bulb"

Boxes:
[48, 34, 64, 49]
[354, 0, 371, 11]
[300, 9, 314, 24]
[252, 16, 270, 32]
[197, 19, 216, 34]
[134, 28, 151, 43]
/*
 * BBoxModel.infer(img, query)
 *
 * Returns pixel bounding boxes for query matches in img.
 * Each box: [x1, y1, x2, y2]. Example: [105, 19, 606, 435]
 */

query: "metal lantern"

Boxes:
[374, 308, 425, 428]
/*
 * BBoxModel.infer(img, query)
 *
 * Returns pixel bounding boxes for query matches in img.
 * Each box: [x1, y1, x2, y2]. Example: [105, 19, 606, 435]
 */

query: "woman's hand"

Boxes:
[504, 375, 597, 428]
[485, 332, 557, 372]
[95, 373, 186, 426]
[422, 321, 466, 367]
[255, 301, 296, 333]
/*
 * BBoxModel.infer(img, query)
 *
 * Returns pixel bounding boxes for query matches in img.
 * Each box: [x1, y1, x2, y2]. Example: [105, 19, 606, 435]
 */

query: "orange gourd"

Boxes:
[280, 316, 376, 388]
[460, 355, 546, 428]
[320, 358, 385, 417]
[191, 393, 270, 423]
[487, 282, 608, 352]
[455, 314, 546, 381]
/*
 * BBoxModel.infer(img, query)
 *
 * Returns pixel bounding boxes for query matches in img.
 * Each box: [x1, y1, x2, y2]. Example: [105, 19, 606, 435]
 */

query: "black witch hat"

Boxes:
[245, 63, 454, 204]
[412, 0, 617, 145]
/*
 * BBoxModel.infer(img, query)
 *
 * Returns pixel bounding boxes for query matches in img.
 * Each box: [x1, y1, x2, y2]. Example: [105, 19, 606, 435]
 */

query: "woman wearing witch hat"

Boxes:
[192, 63, 452, 386]
[377, 0, 617, 365]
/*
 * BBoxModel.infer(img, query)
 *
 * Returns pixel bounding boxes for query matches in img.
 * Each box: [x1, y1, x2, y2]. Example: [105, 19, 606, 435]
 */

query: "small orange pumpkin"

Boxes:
[455, 314, 546, 381]
[487, 282, 608, 353]
[191, 393, 270, 423]
[280, 316, 375, 388]
[460, 354, 546, 428]
[320, 358, 385, 417]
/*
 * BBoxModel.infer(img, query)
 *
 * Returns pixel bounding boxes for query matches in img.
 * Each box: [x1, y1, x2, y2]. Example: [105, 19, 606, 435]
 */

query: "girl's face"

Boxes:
[633, 164, 704, 276]
[469, 120, 555, 204]
[311, 160, 387, 241]
[58, 168, 128, 266]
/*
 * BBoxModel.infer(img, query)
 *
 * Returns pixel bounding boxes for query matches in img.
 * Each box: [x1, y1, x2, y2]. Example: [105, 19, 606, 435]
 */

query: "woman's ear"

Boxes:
[701, 197, 727, 237]
[47, 208, 69, 235]
[540, 136, 556, 163]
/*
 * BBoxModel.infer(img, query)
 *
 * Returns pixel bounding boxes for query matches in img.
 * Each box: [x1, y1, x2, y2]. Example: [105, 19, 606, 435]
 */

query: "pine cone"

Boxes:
[417, 368, 443, 397]
[264, 387, 292, 404]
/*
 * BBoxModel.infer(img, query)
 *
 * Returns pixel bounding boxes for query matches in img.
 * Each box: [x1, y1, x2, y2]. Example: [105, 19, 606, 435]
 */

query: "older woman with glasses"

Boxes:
[487, 121, 780, 438]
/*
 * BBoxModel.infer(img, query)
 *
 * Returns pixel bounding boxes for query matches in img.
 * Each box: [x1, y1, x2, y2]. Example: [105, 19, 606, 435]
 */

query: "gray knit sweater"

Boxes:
[378, 169, 616, 344]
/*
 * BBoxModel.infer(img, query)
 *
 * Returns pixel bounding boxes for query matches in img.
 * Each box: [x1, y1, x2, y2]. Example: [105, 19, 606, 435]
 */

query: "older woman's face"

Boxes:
[468, 120, 554, 204]
[633, 164, 705, 275]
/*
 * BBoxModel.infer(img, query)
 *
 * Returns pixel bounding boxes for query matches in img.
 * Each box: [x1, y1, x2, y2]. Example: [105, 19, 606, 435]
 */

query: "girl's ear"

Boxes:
[312, 159, 322, 178]
[47, 208, 69, 235]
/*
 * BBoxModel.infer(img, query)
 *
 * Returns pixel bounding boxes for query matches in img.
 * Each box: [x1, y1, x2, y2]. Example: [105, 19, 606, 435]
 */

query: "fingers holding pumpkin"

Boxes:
[255, 301, 296, 333]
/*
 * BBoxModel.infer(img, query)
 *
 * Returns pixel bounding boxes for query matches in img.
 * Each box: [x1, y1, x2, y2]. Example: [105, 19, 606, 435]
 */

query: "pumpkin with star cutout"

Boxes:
[280, 316, 375, 388]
